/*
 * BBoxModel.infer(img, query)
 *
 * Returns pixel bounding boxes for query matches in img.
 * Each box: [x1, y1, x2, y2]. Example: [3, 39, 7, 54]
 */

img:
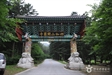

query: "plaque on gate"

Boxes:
[39, 32, 64, 36]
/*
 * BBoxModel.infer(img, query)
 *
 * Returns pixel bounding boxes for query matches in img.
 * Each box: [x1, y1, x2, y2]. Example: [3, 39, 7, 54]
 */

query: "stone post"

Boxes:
[17, 33, 34, 68]
[65, 33, 84, 70]
[24, 33, 32, 54]
[70, 33, 77, 53]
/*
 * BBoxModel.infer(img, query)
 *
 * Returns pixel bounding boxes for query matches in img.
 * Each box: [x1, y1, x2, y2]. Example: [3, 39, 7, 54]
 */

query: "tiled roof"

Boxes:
[16, 15, 86, 23]
[16, 15, 86, 19]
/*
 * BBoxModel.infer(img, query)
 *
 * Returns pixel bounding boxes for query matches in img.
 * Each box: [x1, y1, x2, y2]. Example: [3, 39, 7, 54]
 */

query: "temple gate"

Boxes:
[16, 15, 86, 69]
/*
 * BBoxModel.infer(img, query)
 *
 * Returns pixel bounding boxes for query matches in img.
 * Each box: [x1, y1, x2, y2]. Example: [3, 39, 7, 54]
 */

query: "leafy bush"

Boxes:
[31, 43, 46, 63]
[6, 55, 21, 65]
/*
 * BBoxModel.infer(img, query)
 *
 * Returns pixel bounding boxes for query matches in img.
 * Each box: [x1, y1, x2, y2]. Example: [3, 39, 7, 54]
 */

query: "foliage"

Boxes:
[77, 40, 92, 64]
[0, 0, 38, 65]
[38, 43, 51, 58]
[71, 11, 78, 16]
[6, 54, 21, 65]
[50, 42, 70, 61]
[0, 0, 22, 46]
[83, 0, 112, 64]
[0, 42, 22, 65]
[0, 0, 22, 57]
[58, 60, 67, 64]
[39, 42, 50, 55]
[8, 0, 38, 17]
[31, 43, 46, 63]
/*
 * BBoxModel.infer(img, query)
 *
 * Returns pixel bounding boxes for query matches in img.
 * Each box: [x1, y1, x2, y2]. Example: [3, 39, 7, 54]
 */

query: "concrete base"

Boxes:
[65, 52, 84, 70]
[17, 52, 34, 68]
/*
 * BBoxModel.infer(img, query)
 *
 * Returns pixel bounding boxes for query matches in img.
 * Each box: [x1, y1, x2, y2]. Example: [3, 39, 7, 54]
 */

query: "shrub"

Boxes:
[31, 43, 46, 63]
[6, 55, 21, 65]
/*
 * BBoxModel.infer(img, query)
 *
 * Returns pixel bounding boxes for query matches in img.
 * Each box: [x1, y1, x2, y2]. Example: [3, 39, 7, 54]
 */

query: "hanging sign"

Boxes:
[39, 32, 64, 36]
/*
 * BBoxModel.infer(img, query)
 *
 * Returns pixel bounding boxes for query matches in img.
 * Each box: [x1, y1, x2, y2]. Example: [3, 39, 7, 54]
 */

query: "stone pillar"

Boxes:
[70, 33, 77, 53]
[17, 33, 34, 68]
[24, 33, 32, 54]
[65, 33, 84, 70]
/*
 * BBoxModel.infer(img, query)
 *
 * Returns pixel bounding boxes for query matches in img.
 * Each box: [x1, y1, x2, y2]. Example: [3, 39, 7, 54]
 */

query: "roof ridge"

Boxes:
[16, 15, 86, 18]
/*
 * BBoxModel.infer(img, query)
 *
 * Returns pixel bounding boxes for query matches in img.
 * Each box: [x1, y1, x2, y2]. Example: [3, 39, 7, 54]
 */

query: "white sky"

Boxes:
[25, 0, 101, 16]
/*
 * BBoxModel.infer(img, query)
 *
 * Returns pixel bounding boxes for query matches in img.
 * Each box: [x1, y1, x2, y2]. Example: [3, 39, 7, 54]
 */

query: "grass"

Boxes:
[4, 59, 44, 75]
[90, 60, 111, 65]
[58, 60, 67, 64]
[34, 59, 44, 65]
[4, 65, 27, 75]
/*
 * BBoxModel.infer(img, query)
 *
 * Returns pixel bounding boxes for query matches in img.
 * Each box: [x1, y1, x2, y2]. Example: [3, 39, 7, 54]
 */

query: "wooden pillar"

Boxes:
[67, 23, 70, 35]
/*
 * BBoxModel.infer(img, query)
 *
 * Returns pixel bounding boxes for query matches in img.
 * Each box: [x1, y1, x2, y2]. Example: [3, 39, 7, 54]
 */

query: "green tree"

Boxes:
[71, 11, 78, 16]
[50, 42, 70, 61]
[0, 0, 23, 65]
[8, 0, 38, 17]
[31, 43, 45, 61]
[0, 0, 22, 46]
[84, 0, 112, 64]
[38, 42, 51, 58]
[82, 9, 99, 64]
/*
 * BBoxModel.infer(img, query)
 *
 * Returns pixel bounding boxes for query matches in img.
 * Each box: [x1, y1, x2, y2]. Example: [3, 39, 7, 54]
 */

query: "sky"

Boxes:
[25, 0, 101, 16]
[40, 41, 50, 46]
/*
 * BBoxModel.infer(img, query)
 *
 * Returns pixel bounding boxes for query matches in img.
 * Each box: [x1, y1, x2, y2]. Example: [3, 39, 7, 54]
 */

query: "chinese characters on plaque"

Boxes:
[39, 32, 64, 36]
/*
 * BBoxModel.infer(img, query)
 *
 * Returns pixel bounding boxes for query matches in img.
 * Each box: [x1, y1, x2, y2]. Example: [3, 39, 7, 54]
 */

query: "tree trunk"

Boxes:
[94, 55, 96, 65]
[100, 56, 103, 63]
[12, 42, 15, 57]
[22, 42, 25, 52]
